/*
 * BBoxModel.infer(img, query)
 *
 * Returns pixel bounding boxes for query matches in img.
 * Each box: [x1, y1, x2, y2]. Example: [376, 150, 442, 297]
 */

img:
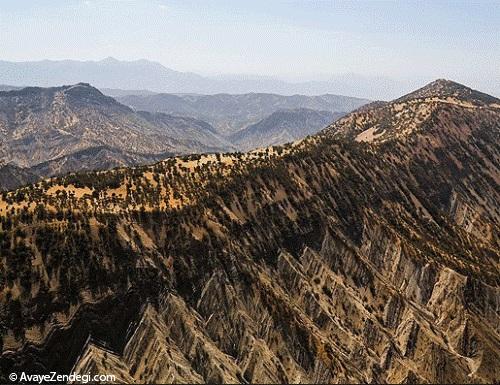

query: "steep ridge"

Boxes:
[229, 108, 342, 151]
[395, 79, 499, 104]
[0, 80, 499, 383]
[0, 84, 230, 185]
[28, 146, 172, 180]
[326, 79, 499, 144]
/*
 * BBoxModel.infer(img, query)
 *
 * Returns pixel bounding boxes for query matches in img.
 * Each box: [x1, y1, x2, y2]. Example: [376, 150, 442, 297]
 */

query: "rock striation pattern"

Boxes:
[0, 80, 499, 383]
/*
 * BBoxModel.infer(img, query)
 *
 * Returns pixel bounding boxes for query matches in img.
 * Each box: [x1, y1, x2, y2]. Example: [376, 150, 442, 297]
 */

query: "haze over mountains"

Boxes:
[0, 83, 233, 173]
[117, 92, 367, 135]
[0, 82, 366, 189]
[0, 58, 421, 100]
[1, 0, 498, 382]
[229, 108, 342, 151]
[0, 79, 498, 383]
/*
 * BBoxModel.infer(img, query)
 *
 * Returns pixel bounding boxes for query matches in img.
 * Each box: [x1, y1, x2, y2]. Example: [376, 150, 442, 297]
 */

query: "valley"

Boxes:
[0, 84, 367, 190]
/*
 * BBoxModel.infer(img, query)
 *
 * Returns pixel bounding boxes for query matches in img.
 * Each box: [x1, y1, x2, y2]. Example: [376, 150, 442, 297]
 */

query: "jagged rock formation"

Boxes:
[0, 84, 231, 187]
[0, 80, 498, 383]
[229, 108, 342, 151]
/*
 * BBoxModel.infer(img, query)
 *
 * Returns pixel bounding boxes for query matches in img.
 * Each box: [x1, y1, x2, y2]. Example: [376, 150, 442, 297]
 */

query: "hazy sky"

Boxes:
[0, 0, 498, 87]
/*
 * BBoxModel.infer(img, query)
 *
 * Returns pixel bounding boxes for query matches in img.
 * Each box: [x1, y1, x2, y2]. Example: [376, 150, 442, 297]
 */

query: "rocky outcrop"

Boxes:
[68, 236, 499, 383]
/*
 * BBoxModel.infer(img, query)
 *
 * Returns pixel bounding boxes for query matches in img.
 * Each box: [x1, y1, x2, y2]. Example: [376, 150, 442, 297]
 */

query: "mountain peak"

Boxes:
[324, 79, 499, 144]
[59, 83, 131, 110]
[396, 78, 499, 104]
[426, 78, 459, 87]
[0, 82, 129, 115]
[100, 56, 119, 63]
[409, 78, 469, 95]
[63, 82, 98, 90]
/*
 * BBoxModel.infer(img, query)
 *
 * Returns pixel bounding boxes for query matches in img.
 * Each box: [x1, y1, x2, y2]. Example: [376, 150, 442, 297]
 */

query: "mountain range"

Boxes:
[0, 84, 366, 188]
[229, 108, 342, 151]
[0, 83, 234, 183]
[116, 92, 367, 136]
[0, 58, 424, 100]
[0, 79, 498, 383]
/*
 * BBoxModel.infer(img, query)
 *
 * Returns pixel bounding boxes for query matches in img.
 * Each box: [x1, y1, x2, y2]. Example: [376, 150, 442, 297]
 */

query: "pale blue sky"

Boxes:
[0, 1, 498, 88]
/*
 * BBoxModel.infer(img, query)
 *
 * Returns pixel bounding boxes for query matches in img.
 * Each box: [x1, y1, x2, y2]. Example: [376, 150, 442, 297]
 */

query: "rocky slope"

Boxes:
[229, 108, 342, 151]
[0, 83, 230, 186]
[0, 80, 498, 383]
[117, 92, 367, 136]
[0, 164, 38, 191]
[27, 146, 171, 182]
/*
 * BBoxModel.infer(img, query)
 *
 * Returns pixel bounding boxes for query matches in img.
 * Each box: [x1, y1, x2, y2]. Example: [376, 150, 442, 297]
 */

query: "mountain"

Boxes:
[0, 83, 231, 186]
[395, 78, 500, 104]
[0, 85, 21, 92]
[0, 80, 499, 383]
[229, 108, 342, 151]
[117, 92, 368, 135]
[327, 79, 500, 144]
[0, 83, 363, 190]
[0, 164, 38, 191]
[0, 58, 415, 99]
[27, 146, 170, 182]
[100, 88, 159, 98]
[0, 58, 207, 95]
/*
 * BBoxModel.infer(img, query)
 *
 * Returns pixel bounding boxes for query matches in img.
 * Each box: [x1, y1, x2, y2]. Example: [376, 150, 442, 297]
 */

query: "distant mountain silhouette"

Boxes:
[0, 58, 424, 99]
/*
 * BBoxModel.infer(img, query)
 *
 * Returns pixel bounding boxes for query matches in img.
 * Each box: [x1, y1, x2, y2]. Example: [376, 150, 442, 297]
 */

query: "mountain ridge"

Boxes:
[0, 80, 499, 383]
[396, 78, 500, 104]
[0, 83, 232, 185]
[0, 83, 366, 189]
[324, 79, 500, 144]
[0, 58, 429, 99]
[229, 108, 342, 151]
[117, 92, 367, 136]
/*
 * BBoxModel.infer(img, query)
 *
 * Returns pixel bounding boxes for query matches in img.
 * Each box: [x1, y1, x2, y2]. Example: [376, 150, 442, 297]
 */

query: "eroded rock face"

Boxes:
[0, 80, 499, 383]
[68, 239, 499, 384]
